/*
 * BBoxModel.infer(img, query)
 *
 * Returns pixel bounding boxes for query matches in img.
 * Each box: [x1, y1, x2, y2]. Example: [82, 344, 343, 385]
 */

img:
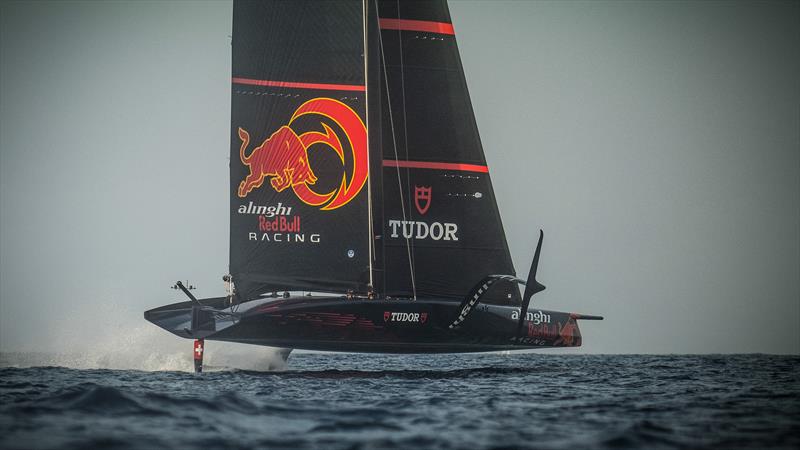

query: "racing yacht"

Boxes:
[145, 0, 602, 371]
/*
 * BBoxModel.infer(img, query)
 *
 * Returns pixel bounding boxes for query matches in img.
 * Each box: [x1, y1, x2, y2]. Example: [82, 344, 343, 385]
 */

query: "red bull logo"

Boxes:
[237, 98, 368, 211]
[238, 126, 318, 195]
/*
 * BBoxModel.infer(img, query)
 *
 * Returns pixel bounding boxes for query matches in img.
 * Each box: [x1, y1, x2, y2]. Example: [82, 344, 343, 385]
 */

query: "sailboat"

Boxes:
[145, 0, 602, 372]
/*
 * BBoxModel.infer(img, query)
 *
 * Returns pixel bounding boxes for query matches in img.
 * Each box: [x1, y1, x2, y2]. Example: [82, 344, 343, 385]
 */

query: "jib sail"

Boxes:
[229, 0, 372, 299]
[374, 0, 518, 301]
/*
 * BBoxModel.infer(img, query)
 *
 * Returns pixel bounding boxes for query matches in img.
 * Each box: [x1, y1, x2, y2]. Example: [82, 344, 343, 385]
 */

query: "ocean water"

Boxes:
[0, 353, 798, 450]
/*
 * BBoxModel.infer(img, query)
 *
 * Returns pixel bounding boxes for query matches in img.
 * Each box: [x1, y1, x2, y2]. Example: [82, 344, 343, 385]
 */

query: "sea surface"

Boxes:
[0, 353, 798, 450]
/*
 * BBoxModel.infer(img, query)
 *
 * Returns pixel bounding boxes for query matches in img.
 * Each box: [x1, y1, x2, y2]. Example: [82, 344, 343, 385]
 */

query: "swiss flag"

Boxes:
[193, 339, 204, 360]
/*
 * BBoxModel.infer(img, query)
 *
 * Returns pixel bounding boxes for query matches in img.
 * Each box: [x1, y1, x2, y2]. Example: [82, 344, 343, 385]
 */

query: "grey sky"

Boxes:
[1, 1, 797, 356]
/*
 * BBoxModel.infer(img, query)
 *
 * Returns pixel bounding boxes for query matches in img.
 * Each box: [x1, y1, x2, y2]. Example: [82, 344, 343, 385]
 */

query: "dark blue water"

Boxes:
[1, 354, 798, 450]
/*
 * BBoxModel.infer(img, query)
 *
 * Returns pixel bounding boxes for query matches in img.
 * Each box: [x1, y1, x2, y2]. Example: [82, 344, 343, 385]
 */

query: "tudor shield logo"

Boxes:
[237, 98, 368, 211]
[414, 186, 431, 215]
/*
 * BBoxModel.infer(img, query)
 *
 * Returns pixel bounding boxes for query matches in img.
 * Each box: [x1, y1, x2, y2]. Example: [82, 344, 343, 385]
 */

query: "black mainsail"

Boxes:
[145, 0, 600, 365]
[230, 0, 372, 299]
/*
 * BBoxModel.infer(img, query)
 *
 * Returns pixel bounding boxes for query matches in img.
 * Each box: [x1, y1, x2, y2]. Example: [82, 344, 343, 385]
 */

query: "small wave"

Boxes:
[598, 420, 681, 448]
[232, 366, 538, 380]
[7, 383, 167, 418]
[140, 390, 258, 414]
[309, 420, 405, 433]
[55, 384, 165, 416]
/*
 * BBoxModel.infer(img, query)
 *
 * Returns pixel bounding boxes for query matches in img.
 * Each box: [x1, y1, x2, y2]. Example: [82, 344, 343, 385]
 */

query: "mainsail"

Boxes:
[230, 0, 371, 299]
[229, 0, 517, 303]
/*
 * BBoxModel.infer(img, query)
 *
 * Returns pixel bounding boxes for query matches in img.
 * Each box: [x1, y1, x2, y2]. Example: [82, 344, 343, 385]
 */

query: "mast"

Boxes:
[366, 0, 386, 297]
[363, 0, 374, 291]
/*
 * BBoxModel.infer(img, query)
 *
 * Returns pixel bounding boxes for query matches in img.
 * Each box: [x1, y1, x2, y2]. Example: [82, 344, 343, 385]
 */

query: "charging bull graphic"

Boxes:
[237, 98, 368, 211]
[238, 126, 317, 194]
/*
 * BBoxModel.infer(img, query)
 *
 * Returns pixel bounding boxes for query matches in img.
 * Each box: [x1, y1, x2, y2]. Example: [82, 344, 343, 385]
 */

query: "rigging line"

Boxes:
[375, 0, 416, 300]
[363, 0, 374, 291]
[396, 0, 417, 299]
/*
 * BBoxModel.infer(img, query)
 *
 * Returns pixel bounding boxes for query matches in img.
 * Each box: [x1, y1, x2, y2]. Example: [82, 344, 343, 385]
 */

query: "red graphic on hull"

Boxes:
[554, 318, 580, 346]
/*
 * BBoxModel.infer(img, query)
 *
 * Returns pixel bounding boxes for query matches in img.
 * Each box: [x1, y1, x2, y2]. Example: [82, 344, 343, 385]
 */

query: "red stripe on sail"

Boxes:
[383, 160, 489, 173]
[379, 18, 455, 35]
[232, 77, 366, 92]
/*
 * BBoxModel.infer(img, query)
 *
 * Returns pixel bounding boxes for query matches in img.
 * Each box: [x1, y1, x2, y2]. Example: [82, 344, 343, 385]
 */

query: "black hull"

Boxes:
[144, 295, 588, 353]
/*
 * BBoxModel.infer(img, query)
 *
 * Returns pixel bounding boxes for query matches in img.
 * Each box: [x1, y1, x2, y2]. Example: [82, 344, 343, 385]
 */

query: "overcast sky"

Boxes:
[1, 0, 798, 357]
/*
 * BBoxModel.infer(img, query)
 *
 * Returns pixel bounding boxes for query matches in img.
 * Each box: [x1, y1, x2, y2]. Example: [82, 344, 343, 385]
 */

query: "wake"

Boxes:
[0, 325, 290, 372]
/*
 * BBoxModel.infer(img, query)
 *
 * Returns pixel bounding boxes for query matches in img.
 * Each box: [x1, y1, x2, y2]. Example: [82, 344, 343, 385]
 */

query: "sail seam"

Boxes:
[231, 77, 366, 92]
